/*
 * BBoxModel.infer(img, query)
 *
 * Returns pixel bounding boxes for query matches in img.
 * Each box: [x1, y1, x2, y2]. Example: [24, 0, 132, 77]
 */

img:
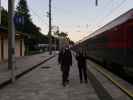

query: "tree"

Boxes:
[53, 30, 71, 49]
[16, 0, 42, 35]
[16, 0, 31, 33]
[16, 0, 49, 55]
[16, 0, 31, 20]
[1, 8, 8, 27]
[59, 32, 68, 38]
[16, 0, 32, 55]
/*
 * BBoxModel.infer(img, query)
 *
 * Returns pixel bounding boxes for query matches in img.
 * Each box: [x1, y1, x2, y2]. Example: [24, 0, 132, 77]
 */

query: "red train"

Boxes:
[75, 9, 133, 77]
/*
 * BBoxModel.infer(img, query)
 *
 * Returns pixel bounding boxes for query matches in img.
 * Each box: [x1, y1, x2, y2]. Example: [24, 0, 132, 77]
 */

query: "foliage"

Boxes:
[1, 8, 8, 27]
[16, 0, 35, 34]
[54, 30, 68, 38]
[59, 32, 68, 37]
[16, 0, 31, 21]
[0, 1, 74, 53]
[53, 30, 74, 48]
[15, 0, 49, 54]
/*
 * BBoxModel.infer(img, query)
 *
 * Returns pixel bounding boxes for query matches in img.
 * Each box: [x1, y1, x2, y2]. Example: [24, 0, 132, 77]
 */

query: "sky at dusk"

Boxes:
[1, 0, 133, 42]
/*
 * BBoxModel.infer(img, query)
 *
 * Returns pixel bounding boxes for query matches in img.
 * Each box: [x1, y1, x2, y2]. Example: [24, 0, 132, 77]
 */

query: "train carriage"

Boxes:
[75, 9, 133, 77]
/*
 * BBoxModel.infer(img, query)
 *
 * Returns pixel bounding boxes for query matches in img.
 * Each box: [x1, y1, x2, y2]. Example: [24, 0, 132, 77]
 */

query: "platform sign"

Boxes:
[14, 15, 24, 25]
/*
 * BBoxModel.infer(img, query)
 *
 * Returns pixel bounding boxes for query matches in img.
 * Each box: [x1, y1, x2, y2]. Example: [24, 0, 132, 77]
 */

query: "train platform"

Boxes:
[0, 52, 56, 88]
[0, 54, 132, 100]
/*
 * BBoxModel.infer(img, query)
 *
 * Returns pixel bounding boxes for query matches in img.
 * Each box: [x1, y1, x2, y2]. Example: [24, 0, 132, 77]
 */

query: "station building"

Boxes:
[0, 26, 26, 62]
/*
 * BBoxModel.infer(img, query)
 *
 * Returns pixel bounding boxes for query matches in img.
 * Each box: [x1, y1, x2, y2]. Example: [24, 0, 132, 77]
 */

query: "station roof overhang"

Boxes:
[0, 25, 29, 39]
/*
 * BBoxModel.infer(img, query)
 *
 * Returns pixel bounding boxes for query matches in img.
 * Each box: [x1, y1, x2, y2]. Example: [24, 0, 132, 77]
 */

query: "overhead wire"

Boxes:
[28, 6, 49, 34]
[29, 6, 48, 26]
[90, 0, 127, 34]
[88, 0, 114, 33]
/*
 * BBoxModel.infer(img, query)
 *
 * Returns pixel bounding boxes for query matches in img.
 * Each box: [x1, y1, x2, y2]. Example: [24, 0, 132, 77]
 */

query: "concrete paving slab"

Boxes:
[0, 56, 99, 100]
[0, 52, 56, 88]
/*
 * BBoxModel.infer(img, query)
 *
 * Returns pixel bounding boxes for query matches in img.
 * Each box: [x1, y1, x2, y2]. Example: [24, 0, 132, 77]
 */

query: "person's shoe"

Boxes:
[85, 80, 88, 84]
[66, 80, 69, 84]
[62, 82, 66, 87]
[80, 80, 83, 83]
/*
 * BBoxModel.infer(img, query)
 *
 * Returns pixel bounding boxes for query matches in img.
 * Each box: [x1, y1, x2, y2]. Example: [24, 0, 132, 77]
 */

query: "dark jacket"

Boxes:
[58, 49, 72, 66]
[76, 52, 87, 67]
[58, 49, 63, 64]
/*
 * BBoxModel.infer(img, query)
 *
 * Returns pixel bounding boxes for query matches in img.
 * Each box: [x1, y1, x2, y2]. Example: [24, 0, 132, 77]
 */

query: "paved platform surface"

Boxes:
[0, 53, 132, 100]
[0, 52, 56, 86]
[0, 56, 99, 100]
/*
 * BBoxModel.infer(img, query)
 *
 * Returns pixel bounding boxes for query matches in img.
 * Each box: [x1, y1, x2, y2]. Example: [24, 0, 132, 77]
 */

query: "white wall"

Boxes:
[4, 39, 8, 60]
[15, 39, 20, 57]
[0, 38, 25, 62]
[22, 40, 25, 56]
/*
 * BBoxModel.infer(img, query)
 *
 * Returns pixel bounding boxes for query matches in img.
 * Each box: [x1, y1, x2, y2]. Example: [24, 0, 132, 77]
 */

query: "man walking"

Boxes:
[76, 49, 88, 83]
[58, 47, 72, 87]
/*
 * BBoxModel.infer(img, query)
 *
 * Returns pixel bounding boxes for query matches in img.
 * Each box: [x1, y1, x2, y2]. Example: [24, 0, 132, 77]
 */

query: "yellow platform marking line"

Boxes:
[92, 63, 133, 99]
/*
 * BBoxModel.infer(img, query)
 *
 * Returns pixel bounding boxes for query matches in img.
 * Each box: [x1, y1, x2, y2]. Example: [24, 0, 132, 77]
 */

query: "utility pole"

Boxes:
[48, 0, 52, 55]
[8, 0, 16, 83]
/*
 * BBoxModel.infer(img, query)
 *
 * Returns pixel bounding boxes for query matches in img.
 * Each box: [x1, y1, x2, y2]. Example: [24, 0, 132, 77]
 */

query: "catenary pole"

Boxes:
[8, 0, 16, 83]
[48, 0, 52, 55]
[96, 0, 98, 6]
